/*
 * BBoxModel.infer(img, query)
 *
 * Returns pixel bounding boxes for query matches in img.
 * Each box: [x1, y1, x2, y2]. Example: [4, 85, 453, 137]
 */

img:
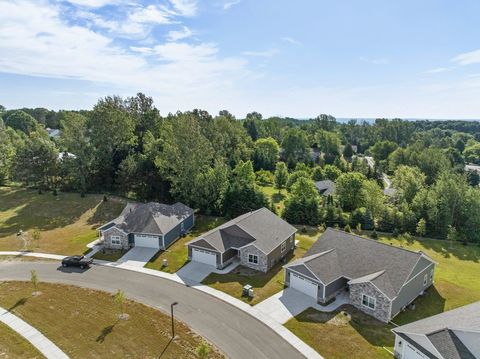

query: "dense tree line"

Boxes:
[1, 95, 480, 243]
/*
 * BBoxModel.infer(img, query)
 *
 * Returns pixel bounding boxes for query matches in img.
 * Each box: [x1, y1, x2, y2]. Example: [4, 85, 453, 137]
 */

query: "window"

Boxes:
[181, 222, 185, 231]
[423, 273, 428, 286]
[362, 294, 376, 309]
[430, 269, 434, 281]
[111, 236, 121, 245]
[248, 254, 258, 264]
[281, 240, 287, 252]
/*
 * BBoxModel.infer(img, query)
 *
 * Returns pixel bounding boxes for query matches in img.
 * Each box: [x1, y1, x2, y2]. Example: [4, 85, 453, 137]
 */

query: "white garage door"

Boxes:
[191, 248, 217, 266]
[290, 272, 318, 299]
[134, 234, 160, 248]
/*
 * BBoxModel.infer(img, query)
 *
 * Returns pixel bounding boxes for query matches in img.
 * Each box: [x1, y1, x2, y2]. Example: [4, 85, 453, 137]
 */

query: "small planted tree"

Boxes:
[195, 341, 211, 359]
[344, 224, 351, 233]
[114, 289, 129, 320]
[416, 218, 426, 237]
[32, 228, 41, 247]
[30, 270, 40, 296]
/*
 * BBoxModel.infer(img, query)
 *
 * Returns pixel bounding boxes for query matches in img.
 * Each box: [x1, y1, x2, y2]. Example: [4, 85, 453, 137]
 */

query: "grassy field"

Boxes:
[0, 321, 44, 358]
[0, 281, 224, 359]
[259, 185, 289, 215]
[0, 187, 125, 255]
[285, 234, 480, 359]
[285, 306, 394, 359]
[202, 226, 321, 305]
[145, 216, 227, 273]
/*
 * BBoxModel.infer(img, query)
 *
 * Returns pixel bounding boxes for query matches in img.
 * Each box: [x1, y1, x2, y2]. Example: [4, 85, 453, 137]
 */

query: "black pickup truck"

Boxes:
[61, 255, 93, 269]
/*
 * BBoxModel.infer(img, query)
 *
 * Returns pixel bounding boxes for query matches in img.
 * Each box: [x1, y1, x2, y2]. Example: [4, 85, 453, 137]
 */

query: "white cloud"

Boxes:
[281, 36, 300, 45]
[452, 49, 480, 65]
[129, 5, 173, 25]
[359, 56, 389, 65]
[223, 0, 241, 10]
[166, 26, 193, 41]
[65, 0, 117, 7]
[242, 49, 278, 57]
[169, 0, 197, 16]
[423, 67, 451, 74]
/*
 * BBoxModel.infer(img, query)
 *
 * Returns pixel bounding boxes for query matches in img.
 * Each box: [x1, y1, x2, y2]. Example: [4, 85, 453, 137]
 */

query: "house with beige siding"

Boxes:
[187, 208, 297, 272]
[284, 228, 435, 323]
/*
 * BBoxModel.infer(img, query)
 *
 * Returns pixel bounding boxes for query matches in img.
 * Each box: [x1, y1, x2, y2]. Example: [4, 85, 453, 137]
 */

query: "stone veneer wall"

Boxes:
[349, 282, 391, 323]
[240, 244, 268, 272]
[103, 227, 129, 250]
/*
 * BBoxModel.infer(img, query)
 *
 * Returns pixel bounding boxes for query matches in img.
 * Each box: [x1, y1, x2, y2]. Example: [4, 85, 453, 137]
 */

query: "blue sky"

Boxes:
[1, 0, 480, 118]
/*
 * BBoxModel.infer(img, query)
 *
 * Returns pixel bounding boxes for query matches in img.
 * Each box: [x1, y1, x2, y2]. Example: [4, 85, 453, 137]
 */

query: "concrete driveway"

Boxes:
[0, 261, 305, 359]
[255, 288, 349, 324]
[116, 247, 159, 267]
[175, 259, 240, 283]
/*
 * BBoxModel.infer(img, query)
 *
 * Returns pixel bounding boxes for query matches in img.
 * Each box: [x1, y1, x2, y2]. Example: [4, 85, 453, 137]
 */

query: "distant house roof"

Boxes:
[315, 180, 335, 196]
[99, 202, 193, 236]
[465, 164, 480, 173]
[393, 301, 480, 359]
[383, 187, 397, 197]
[57, 152, 76, 160]
[188, 207, 297, 253]
[46, 128, 61, 138]
[285, 228, 434, 299]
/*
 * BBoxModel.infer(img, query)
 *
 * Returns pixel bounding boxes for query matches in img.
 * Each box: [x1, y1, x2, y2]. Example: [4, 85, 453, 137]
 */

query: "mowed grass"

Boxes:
[0, 321, 43, 358]
[145, 216, 227, 273]
[285, 234, 480, 359]
[0, 281, 224, 359]
[259, 185, 289, 215]
[285, 306, 394, 359]
[0, 187, 125, 255]
[202, 226, 321, 305]
[92, 249, 128, 262]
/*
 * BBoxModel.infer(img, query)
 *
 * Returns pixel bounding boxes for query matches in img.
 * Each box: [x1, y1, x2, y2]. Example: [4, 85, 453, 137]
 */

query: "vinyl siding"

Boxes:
[222, 248, 237, 263]
[324, 277, 348, 298]
[391, 263, 435, 318]
[163, 214, 194, 248]
[266, 234, 295, 271]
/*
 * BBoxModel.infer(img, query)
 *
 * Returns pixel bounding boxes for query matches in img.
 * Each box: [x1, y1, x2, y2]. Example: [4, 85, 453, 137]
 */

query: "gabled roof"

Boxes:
[314, 180, 335, 196]
[188, 207, 297, 253]
[393, 301, 480, 359]
[100, 202, 193, 236]
[286, 228, 434, 299]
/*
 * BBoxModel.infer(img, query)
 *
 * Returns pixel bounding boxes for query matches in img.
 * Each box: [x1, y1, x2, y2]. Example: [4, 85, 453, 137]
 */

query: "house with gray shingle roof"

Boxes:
[98, 202, 194, 250]
[284, 228, 435, 322]
[187, 207, 297, 272]
[314, 180, 335, 196]
[392, 301, 480, 359]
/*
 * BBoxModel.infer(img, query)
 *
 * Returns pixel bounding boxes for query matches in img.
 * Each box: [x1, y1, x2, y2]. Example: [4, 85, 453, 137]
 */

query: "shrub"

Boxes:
[344, 224, 351, 232]
[370, 229, 378, 239]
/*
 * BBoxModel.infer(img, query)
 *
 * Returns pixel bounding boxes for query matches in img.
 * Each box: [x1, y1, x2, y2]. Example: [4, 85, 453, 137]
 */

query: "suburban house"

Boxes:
[284, 228, 436, 323]
[98, 202, 194, 250]
[314, 180, 335, 196]
[392, 301, 480, 359]
[187, 207, 297, 272]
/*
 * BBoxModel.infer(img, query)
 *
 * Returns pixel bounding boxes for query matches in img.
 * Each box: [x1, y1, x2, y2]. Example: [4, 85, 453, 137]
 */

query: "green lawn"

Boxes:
[92, 249, 129, 262]
[0, 281, 224, 359]
[0, 187, 125, 255]
[259, 185, 289, 215]
[0, 321, 44, 358]
[202, 227, 321, 305]
[145, 216, 227, 273]
[285, 234, 480, 359]
[285, 306, 394, 359]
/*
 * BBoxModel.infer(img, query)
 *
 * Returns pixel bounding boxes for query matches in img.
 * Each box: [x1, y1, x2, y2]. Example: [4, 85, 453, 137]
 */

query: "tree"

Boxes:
[311, 166, 325, 181]
[192, 160, 229, 215]
[274, 162, 288, 190]
[416, 218, 426, 237]
[0, 122, 20, 184]
[336, 172, 366, 211]
[342, 143, 354, 161]
[30, 270, 39, 295]
[196, 342, 211, 359]
[286, 170, 310, 191]
[323, 164, 341, 181]
[464, 143, 480, 164]
[253, 137, 279, 170]
[244, 112, 262, 140]
[466, 170, 480, 187]
[283, 177, 321, 225]
[392, 165, 426, 204]
[281, 128, 310, 168]
[370, 140, 398, 167]
[315, 130, 341, 164]
[32, 228, 41, 246]
[361, 180, 386, 220]
[114, 289, 128, 320]
[4, 110, 39, 134]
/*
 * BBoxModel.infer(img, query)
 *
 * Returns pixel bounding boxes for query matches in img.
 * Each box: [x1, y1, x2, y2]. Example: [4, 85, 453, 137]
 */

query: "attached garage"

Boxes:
[191, 248, 217, 267]
[290, 272, 318, 299]
[134, 234, 160, 248]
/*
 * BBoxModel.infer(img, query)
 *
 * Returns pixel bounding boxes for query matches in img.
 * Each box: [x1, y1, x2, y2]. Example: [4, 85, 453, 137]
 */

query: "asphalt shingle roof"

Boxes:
[286, 228, 433, 298]
[314, 180, 335, 196]
[188, 207, 297, 253]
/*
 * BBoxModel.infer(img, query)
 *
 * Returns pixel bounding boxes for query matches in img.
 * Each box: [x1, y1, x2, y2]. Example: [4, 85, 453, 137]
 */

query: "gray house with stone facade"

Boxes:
[98, 202, 194, 250]
[284, 228, 435, 323]
[392, 301, 480, 359]
[187, 208, 297, 272]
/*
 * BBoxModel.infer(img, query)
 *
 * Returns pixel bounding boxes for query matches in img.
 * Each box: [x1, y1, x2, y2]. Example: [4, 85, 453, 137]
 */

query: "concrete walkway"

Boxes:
[174, 259, 240, 283]
[116, 247, 159, 268]
[0, 251, 322, 359]
[0, 307, 69, 359]
[255, 288, 349, 324]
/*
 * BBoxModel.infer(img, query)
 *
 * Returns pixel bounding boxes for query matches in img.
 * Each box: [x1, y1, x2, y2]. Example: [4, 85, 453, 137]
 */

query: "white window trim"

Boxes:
[111, 235, 121, 245]
[423, 273, 428, 286]
[281, 240, 287, 252]
[362, 294, 376, 309]
[430, 269, 434, 281]
[248, 254, 259, 264]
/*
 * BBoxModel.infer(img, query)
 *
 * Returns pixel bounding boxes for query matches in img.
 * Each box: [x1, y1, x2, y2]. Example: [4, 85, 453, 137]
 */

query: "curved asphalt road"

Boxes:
[0, 261, 305, 359]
